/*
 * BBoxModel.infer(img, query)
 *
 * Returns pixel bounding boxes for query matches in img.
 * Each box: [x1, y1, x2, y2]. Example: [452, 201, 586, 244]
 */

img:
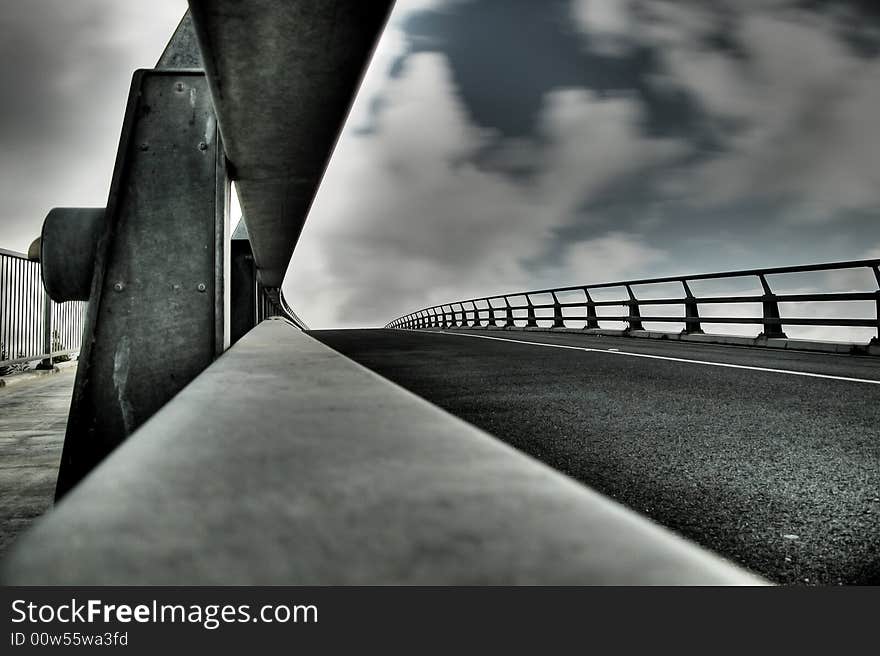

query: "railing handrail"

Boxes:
[0, 348, 79, 370]
[279, 291, 310, 331]
[0, 247, 28, 260]
[386, 259, 880, 343]
[425, 258, 880, 307]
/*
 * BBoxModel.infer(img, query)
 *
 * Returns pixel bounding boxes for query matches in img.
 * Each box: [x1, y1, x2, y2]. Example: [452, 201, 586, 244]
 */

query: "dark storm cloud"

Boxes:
[397, 0, 713, 144]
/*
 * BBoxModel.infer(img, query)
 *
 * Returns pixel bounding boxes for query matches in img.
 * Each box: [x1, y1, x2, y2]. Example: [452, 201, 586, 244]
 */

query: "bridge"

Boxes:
[1, 3, 878, 587]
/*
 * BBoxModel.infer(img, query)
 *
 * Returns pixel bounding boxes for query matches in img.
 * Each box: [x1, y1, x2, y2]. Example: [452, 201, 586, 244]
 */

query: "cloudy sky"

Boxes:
[2, 1, 880, 332]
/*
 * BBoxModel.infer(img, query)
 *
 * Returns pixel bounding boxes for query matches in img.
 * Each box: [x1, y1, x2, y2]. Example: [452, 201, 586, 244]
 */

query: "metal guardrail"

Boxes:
[0, 248, 87, 371]
[386, 259, 880, 343]
[258, 285, 309, 330]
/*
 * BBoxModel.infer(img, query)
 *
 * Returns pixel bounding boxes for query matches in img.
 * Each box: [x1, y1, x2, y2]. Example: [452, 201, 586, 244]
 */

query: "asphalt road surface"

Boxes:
[312, 328, 880, 585]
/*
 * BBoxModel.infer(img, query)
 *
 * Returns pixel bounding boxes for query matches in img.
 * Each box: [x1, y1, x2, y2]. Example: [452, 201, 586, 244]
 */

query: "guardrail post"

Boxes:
[447, 304, 457, 328]
[872, 265, 880, 344]
[526, 295, 538, 328]
[758, 274, 787, 339]
[584, 289, 600, 329]
[489, 302, 499, 328]
[551, 292, 565, 328]
[681, 280, 703, 335]
[504, 297, 515, 328]
[625, 285, 643, 332]
[54, 68, 229, 500]
[472, 304, 482, 328]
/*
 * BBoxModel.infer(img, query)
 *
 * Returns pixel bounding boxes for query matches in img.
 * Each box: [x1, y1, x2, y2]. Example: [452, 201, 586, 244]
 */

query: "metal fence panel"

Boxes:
[0, 249, 86, 371]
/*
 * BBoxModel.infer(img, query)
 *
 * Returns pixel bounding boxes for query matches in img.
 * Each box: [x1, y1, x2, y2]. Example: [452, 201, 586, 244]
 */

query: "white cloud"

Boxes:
[571, 0, 635, 56]
[552, 231, 668, 286]
[286, 52, 682, 327]
[646, 3, 880, 219]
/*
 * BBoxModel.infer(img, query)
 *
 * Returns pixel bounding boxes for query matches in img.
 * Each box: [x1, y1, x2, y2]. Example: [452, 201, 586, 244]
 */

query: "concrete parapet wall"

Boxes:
[447, 325, 877, 356]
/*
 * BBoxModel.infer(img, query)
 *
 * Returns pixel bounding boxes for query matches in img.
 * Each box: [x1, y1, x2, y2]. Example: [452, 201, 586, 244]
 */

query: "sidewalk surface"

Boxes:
[0, 368, 75, 557]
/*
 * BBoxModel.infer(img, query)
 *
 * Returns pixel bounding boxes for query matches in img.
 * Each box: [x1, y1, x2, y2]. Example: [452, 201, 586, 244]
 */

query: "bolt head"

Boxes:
[198, 142, 208, 151]
[197, 283, 207, 292]
[113, 282, 124, 292]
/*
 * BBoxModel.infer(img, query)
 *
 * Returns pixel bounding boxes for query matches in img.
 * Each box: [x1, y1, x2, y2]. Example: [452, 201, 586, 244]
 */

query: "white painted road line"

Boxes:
[431, 330, 880, 386]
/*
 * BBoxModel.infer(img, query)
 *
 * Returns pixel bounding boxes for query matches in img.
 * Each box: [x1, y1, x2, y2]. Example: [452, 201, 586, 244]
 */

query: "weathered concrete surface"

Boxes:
[2, 320, 761, 585]
[0, 369, 74, 557]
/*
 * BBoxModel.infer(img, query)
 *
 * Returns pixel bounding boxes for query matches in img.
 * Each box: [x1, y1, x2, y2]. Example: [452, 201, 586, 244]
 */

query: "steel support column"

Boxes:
[230, 234, 257, 345]
[54, 70, 227, 500]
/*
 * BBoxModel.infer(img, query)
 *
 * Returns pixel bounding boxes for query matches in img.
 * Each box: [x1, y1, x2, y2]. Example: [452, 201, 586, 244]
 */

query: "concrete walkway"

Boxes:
[0, 369, 75, 557]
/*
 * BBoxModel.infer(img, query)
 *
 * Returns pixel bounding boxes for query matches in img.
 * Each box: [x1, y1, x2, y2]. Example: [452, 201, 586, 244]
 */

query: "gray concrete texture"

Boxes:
[0, 369, 74, 556]
[1, 320, 761, 585]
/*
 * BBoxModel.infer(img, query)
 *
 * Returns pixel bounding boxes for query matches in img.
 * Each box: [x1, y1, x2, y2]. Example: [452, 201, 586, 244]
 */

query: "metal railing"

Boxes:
[258, 285, 309, 330]
[0, 248, 87, 372]
[386, 259, 880, 344]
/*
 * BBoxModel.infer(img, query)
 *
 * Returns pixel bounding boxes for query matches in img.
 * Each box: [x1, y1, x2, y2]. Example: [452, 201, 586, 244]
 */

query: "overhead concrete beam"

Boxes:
[187, 1, 395, 287]
[2, 319, 764, 585]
